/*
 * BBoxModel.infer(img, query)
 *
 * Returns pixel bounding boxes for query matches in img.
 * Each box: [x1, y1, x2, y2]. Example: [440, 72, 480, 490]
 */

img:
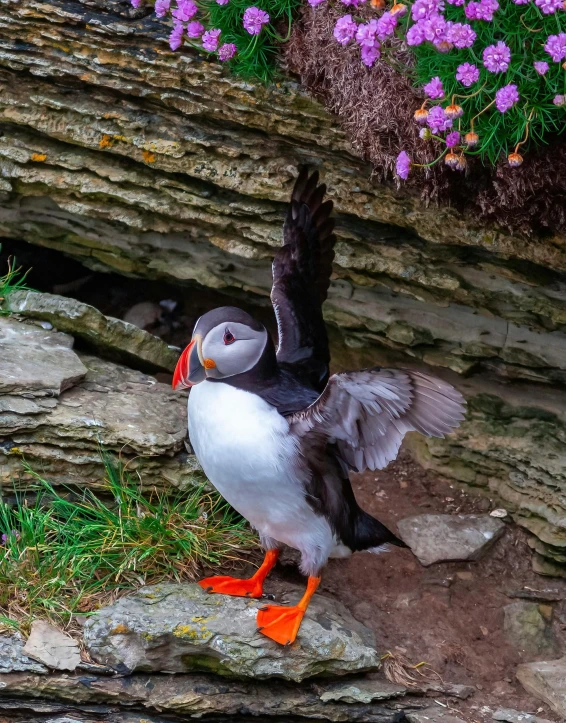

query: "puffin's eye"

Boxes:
[223, 329, 235, 345]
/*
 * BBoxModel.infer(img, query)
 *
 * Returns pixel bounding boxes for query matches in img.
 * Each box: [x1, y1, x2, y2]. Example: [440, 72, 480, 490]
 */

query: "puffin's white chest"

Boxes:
[188, 382, 301, 527]
[188, 381, 340, 572]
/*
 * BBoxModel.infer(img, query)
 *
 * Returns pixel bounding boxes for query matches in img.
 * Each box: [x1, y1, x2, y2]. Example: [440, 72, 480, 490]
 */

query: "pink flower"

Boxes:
[242, 6, 269, 35]
[483, 41, 511, 73]
[406, 21, 426, 45]
[308, 0, 327, 6]
[217, 0, 230, 4]
[169, 23, 185, 50]
[422, 14, 448, 44]
[446, 131, 461, 148]
[155, 0, 171, 17]
[411, 0, 444, 20]
[218, 42, 237, 60]
[447, 0, 465, 5]
[202, 28, 221, 50]
[446, 22, 475, 48]
[465, 0, 498, 19]
[172, 0, 197, 21]
[512, 0, 529, 4]
[356, 20, 378, 47]
[396, 151, 411, 179]
[535, 0, 561, 13]
[495, 83, 519, 113]
[534, 60, 549, 75]
[423, 76, 444, 99]
[361, 43, 380, 66]
[187, 20, 205, 37]
[376, 12, 397, 39]
[131, 0, 142, 7]
[456, 62, 479, 86]
[554, 95, 566, 106]
[334, 14, 357, 45]
[545, 34, 566, 63]
[427, 105, 452, 133]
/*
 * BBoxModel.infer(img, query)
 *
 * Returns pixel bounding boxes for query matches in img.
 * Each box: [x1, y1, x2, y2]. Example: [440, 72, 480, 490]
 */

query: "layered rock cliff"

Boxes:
[1, 0, 566, 572]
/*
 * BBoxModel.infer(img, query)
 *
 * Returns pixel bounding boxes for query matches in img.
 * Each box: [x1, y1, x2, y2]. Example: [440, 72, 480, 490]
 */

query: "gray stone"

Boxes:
[7, 290, 180, 374]
[517, 657, 566, 718]
[397, 514, 506, 566]
[0, 670, 411, 721]
[83, 582, 381, 682]
[0, 633, 48, 674]
[23, 620, 81, 671]
[503, 602, 560, 657]
[0, 316, 202, 491]
[493, 708, 553, 723]
[0, 316, 87, 397]
[317, 679, 407, 704]
[406, 708, 467, 723]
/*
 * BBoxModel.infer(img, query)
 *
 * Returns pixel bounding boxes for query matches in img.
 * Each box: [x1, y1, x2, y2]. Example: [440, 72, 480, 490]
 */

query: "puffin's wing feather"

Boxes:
[271, 168, 336, 390]
[288, 369, 466, 472]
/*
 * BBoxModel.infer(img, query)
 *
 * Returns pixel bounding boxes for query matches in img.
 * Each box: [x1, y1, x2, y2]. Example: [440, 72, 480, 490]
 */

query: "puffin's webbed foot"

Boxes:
[199, 575, 264, 598]
[198, 549, 279, 599]
[257, 576, 320, 645]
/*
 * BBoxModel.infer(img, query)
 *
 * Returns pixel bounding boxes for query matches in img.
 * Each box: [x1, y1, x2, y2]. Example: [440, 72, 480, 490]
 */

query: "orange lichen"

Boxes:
[99, 135, 114, 149]
[30, 153, 47, 162]
[142, 150, 156, 163]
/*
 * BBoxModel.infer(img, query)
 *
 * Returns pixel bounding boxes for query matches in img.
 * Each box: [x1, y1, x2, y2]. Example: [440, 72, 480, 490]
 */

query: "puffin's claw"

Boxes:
[198, 575, 264, 598]
[256, 604, 305, 646]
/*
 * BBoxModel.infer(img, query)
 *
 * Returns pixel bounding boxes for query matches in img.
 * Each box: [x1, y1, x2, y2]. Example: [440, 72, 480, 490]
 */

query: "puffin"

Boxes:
[173, 168, 466, 646]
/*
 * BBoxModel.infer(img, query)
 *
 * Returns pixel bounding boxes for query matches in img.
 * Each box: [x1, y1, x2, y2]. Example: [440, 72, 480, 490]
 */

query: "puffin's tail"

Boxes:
[353, 508, 408, 553]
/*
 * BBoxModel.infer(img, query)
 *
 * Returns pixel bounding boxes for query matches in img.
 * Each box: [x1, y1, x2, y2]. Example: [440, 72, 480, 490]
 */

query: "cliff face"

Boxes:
[1, 0, 566, 572]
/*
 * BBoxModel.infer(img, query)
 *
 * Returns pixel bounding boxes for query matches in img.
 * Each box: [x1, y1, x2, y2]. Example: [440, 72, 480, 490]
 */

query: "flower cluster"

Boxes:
[133, 0, 273, 69]
[326, 0, 566, 178]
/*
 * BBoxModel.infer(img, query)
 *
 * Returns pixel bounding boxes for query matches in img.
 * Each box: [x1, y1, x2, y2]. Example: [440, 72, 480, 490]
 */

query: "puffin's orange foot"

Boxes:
[256, 604, 305, 645]
[198, 575, 264, 598]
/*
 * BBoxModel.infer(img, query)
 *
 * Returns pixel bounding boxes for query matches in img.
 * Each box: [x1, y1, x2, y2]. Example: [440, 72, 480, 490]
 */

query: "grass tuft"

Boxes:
[0, 456, 256, 630]
[0, 248, 31, 315]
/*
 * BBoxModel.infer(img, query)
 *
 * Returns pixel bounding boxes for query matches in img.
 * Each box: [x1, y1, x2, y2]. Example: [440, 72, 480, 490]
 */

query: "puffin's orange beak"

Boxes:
[172, 335, 206, 390]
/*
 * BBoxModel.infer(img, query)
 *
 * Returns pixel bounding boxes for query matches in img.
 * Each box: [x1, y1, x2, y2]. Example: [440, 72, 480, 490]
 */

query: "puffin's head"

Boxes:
[172, 306, 268, 390]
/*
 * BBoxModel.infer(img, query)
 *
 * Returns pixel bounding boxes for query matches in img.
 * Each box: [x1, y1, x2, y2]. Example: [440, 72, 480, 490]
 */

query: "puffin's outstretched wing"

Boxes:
[271, 168, 336, 390]
[288, 369, 466, 472]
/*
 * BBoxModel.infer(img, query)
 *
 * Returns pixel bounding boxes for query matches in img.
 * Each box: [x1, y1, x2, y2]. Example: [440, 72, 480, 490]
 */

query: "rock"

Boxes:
[22, 620, 81, 671]
[493, 708, 553, 723]
[517, 657, 566, 718]
[397, 514, 506, 566]
[0, 316, 203, 491]
[7, 290, 179, 374]
[316, 679, 406, 704]
[0, 670, 412, 721]
[406, 707, 467, 723]
[0, 316, 87, 397]
[505, 588, 563, 603]
[503, 602, 560, 657]
[0, 633, 48, 674]
[83, 583, 381, 682]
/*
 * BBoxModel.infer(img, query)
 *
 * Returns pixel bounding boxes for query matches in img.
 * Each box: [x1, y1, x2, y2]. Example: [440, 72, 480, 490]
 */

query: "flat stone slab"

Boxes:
[0, 316, 86, 396]
[8, 290, 179, 374]
[493, 708, 553, 723]
[0, 670, 408, 721]
[407, 708, 467, 723]
[83, 583, 381, 682]
[517, 657, 566, 718]
[397, 514, 506, 566]
[0, 633, 48, 674]
[23, 620, 81, 671]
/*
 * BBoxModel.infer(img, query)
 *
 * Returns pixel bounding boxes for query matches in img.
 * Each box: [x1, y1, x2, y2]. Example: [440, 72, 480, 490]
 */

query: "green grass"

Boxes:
[201, 0, 299, 81]
[0, 248, 31, 315]
[404, 2, 566, 164]
[0, 457, 256, 630]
